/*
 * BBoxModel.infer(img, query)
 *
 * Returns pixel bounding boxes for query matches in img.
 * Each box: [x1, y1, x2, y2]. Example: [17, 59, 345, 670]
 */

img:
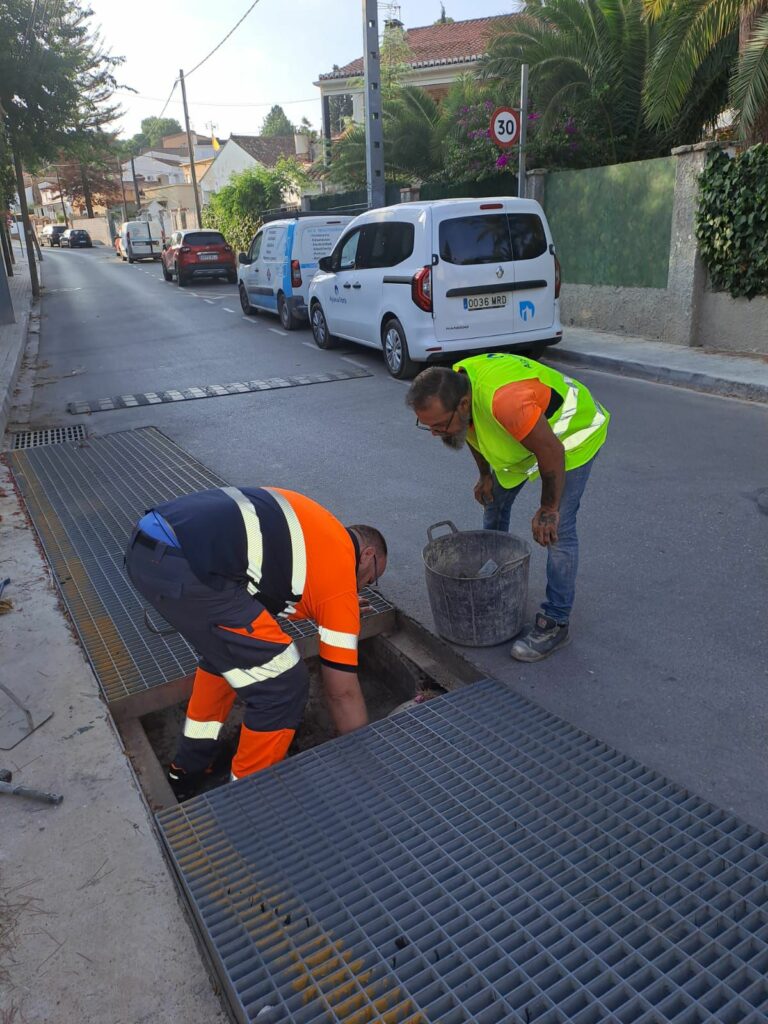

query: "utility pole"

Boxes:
[54, 168, 69, 227]
[130, 156, 141, 215]
[518, 64, 529, 199]
[179, 69, 203, 228]
[362, 0, 386, 210]
[115, 158, 128, 221]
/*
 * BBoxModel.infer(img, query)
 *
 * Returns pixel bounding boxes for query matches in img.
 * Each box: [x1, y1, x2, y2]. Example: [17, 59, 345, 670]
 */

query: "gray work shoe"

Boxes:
[511, 613, 570, 662]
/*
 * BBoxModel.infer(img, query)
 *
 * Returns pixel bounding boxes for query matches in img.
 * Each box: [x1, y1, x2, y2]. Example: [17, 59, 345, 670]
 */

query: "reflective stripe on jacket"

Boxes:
[154, 486, 360, 670]
[453, 353, 610, 489]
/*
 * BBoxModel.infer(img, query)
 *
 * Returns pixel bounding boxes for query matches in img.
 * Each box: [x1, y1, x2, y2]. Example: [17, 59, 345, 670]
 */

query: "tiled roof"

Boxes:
[319, 15, 514, 80]
[229, 134, 296, 166]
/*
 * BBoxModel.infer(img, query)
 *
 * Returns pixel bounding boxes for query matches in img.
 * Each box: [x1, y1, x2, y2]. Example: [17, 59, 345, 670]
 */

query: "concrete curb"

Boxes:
[552, 346, 768, 404]
[0, 267, 37, 437]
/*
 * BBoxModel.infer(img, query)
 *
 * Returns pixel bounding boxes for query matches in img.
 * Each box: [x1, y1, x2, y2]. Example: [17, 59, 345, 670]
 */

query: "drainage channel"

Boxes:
[9, 426, 768, 1024]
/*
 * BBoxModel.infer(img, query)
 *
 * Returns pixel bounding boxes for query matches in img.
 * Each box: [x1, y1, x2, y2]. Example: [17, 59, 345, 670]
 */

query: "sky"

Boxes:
[86, 0, 515, 143]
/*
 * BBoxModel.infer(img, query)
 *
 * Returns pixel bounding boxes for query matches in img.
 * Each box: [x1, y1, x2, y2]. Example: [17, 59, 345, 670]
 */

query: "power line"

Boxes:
[185, 0, 263, 79]
[157, 79, 179, 120]
[115, 90, 317, 109]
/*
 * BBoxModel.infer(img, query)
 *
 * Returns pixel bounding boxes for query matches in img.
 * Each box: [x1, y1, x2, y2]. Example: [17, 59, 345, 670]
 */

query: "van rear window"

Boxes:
[439, 213, 547, 265]
[183, 232, 226, 246]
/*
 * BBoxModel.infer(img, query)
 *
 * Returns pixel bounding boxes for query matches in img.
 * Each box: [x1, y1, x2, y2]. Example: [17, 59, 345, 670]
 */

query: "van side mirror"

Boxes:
[318, 255, 332, 273]
[238, 252, 251, 265]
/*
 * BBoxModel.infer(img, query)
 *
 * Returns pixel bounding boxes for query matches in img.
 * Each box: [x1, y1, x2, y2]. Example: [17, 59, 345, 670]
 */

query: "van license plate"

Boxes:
[199, 253, 218, 261]
[463, 294, 507, 311]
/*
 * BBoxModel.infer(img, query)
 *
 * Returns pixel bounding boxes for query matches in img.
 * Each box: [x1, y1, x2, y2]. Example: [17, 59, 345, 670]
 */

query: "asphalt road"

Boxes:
[27, 244, 768, 832]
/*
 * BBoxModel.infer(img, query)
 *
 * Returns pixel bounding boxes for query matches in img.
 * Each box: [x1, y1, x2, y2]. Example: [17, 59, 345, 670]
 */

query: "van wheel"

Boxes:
[382, 317, 418, 379]
[310, 302, 336, 350]
[239, 282, 255, 314]
[278, 293, 298, 331]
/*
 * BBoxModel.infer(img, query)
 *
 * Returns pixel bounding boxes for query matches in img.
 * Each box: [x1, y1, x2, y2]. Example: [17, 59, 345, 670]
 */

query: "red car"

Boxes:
[161, 229, 237, 287]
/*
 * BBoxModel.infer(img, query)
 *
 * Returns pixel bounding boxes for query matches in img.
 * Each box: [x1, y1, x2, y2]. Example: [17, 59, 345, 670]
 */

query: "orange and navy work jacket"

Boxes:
[155, 486, 360, 672]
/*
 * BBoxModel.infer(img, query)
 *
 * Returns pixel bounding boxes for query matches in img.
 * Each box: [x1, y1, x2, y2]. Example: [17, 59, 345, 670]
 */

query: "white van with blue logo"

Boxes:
[307, 197, 562, 378]
[237, 215, 353, 329]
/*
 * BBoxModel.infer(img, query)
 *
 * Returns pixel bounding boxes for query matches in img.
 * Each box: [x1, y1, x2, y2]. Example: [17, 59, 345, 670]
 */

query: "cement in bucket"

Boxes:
[423, 520, 531, 646]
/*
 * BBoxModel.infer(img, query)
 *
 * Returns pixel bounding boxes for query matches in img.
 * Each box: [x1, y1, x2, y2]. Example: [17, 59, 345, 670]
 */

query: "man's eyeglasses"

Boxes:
[372, 554, 379, 589]
[415, 406, 458, 434]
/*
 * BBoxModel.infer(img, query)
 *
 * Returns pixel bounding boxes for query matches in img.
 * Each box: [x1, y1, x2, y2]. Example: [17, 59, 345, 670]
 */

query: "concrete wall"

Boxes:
[698, 289, 768, 353]
[529, 142, 768, 353]
[545, 158, 675, 289]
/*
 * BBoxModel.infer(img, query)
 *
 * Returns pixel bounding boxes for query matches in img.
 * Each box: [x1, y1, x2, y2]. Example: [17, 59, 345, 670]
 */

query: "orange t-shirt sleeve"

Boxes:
[315, 589, 360, 671]
[492, 380, 551, 441]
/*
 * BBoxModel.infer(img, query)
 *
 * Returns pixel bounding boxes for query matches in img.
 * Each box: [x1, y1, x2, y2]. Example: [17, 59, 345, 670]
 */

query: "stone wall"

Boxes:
[529, 142, 768, 354]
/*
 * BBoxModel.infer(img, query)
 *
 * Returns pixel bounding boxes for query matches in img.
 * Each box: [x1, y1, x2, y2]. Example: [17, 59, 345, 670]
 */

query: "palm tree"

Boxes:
[643, 0, 768, 143]
[326, 86, 443, 187]
[481, 0, 732, 163]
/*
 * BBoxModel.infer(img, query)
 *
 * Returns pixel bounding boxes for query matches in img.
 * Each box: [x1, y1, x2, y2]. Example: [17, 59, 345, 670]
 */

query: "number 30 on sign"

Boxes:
[490, 107, 521, 148]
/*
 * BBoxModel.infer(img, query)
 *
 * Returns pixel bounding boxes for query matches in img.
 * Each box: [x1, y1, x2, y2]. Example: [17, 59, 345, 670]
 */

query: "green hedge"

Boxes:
[697, 146, 768, 300]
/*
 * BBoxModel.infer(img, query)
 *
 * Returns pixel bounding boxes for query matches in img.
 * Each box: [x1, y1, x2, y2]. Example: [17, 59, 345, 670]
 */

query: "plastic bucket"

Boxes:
[422, 521, 531, 646]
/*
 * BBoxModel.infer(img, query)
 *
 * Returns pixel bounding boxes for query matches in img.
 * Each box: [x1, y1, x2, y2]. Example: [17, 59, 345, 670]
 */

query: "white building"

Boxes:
[121, 152, 186, 186]
[198, 135, 300, 204]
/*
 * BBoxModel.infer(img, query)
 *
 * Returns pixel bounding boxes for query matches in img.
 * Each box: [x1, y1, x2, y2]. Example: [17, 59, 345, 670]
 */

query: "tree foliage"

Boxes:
[116, 117, 183, 157]
[480, 0, 731, 166]
[0, 0, 123, 166]
[202, 158, 308, 252]
[696, 144, 768, 297]
[259, 105, 295, 137]
[643, 0, 768, 144]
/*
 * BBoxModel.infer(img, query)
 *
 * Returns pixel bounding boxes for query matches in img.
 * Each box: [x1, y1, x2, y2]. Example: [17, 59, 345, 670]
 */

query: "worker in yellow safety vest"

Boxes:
[406, 353, 609, 661]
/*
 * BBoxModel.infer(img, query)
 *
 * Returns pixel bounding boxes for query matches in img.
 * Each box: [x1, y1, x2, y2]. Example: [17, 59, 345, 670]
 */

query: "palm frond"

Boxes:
[730, 14, 768, 137]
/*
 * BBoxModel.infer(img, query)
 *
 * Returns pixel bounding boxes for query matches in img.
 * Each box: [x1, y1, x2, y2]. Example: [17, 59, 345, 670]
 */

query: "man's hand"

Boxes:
[358, 592, 372, 612]
[474, 473, 494, 507]
[532, 507, 560, 546]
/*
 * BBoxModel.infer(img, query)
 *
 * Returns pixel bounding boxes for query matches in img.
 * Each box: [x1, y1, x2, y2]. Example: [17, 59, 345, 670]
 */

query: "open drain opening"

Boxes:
[121, 614, 484, 810]
[141, 653, 447, 800]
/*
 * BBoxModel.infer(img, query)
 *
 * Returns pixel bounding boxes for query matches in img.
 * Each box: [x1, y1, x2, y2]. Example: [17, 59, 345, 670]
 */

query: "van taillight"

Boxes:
[126, 230, 130, 242]
[554, 253, 561, 299]
[411, 266, 432, 312]
[291, 259, 302, 287]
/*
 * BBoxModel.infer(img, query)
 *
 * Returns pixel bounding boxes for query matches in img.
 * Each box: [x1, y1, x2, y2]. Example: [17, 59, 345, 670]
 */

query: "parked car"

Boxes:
[308, 198, 563, 378]
[61, 228, 93, 248]
[161, 229, 237, 286]
[41, 224, 67, 247]
[118, 220, 163, 263]
[237, 215, 353, 330]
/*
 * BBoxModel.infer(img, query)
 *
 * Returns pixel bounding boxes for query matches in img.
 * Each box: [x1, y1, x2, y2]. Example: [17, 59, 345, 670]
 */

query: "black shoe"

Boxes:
[510, 613, 570, 662]
[167, 763, 207, 802]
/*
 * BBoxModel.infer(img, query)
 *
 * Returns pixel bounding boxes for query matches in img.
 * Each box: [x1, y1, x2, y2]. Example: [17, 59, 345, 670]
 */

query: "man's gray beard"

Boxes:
[442, 424, 468, 450]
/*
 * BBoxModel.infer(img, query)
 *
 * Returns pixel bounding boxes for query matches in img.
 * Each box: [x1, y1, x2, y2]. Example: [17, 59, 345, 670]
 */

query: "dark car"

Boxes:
[41, 224, 67, 247]
[161, 229, 237, 287]
[61, 229, 93, 248]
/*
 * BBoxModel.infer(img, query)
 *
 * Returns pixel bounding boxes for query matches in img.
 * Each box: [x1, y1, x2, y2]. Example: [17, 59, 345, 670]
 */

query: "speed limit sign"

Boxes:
[490, 107, 521, 148]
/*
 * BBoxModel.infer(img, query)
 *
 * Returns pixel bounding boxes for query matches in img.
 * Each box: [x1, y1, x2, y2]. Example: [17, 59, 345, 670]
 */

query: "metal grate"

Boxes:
[8, 427, 393, 707]
[282, 590, 393, 643]
[66, 368, 372, 415]
[11, 424, 87, 449]
[158, 679, 768, 1024]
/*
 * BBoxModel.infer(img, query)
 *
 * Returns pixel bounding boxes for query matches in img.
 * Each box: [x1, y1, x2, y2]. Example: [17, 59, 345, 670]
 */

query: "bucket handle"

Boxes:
[427, 520, 459, 543]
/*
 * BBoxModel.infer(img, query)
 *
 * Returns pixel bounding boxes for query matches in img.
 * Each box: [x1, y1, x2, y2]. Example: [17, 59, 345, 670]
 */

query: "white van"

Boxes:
[118, 220, 163, 263]
[237, 215, 353, 330]
[307, 197, 563, 378]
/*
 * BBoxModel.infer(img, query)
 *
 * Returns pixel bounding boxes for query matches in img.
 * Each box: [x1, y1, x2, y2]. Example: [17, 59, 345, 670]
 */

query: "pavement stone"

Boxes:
[554, 326, 768, 403]
[0, 249, 36, 435]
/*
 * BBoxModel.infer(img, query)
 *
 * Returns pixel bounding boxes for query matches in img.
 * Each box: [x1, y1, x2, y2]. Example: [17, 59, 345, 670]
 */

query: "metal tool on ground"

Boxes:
[0, 768, 63, 805]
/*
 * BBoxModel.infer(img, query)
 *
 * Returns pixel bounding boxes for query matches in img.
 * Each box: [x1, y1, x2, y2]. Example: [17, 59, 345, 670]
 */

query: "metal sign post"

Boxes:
[518, 64, 529, 198]
[488, 63, 529, 198]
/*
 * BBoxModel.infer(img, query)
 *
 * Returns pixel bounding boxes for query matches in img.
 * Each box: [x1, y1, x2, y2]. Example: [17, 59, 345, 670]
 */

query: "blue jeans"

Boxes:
[482, 456, 597, 624]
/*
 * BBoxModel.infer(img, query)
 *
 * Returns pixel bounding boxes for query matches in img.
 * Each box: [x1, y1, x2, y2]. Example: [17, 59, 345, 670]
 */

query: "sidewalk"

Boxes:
[0, 248, 35, 435]
[553, 326, 768, 404]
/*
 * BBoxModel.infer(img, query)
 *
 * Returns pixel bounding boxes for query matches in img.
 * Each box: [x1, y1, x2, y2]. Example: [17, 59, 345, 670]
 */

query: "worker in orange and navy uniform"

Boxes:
[125, 486, 387, 799]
